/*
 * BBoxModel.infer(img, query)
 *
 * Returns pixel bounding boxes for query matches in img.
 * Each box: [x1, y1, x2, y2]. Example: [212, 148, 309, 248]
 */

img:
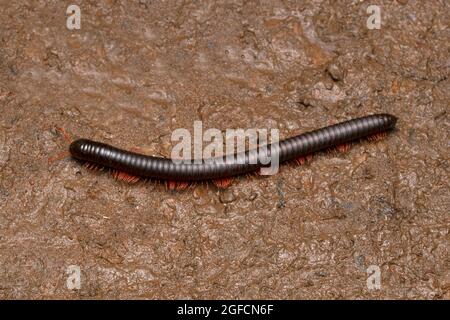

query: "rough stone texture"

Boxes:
[0, 0, 448, 299]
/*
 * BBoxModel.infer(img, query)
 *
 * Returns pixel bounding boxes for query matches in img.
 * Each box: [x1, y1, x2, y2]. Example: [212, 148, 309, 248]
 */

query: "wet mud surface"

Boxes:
[0, 1, 448, 299]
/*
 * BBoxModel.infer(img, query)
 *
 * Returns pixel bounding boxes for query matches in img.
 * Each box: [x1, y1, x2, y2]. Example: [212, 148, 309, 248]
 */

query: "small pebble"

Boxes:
[248, 192, 258, 201]
[323, 78, 334, 90]
[327, 63, 344, 81]
[219, 189, 236, 204]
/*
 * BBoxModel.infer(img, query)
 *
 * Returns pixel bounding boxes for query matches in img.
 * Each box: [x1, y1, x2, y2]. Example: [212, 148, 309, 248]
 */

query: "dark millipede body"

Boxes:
[69, 114, 397, 182]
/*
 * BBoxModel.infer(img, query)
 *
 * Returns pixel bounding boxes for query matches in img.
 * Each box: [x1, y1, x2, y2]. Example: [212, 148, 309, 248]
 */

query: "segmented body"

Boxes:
[69, 114, 397, 182]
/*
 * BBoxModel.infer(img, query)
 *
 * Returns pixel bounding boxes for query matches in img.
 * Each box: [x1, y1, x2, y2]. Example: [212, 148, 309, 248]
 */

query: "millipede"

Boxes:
[52, 113, 397, 190]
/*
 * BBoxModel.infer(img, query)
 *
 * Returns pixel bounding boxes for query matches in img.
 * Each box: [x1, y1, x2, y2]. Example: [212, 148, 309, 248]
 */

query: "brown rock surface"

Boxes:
[0, 1, 448, 299]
